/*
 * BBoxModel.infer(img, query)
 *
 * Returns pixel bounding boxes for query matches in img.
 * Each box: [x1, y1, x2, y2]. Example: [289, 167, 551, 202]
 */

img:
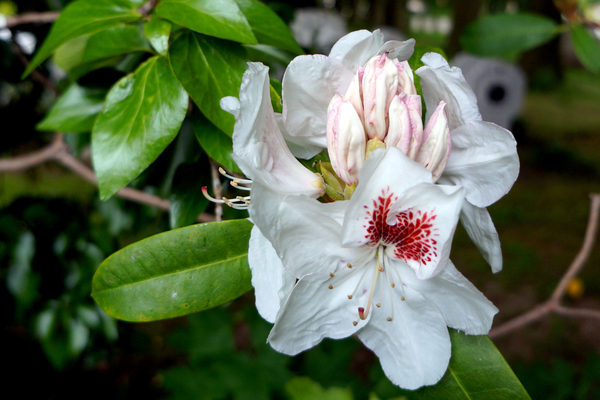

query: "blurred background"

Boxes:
[2, 0, 600, 399]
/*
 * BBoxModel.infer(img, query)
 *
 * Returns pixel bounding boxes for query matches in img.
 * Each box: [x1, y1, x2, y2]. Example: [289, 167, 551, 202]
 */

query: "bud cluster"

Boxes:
[326, 54, 451, 186]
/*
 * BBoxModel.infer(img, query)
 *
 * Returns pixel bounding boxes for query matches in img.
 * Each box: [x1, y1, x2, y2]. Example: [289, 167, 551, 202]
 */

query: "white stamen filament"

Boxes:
[359, 247, 383, 320]
[219, 167, 252, 184]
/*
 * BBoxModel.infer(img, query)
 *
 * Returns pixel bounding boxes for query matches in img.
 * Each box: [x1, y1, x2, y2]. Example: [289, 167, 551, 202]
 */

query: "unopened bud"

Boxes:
[395, 60, 417, 96]
[345, 67, 365, 123]
[362, 54, 399, 140]
[326, 94, 367, 185]
[415, 101, 451, 181]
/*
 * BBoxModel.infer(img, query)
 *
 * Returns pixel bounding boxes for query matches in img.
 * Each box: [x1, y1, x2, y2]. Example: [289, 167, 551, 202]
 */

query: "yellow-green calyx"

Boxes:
[317, 161, 356, 201]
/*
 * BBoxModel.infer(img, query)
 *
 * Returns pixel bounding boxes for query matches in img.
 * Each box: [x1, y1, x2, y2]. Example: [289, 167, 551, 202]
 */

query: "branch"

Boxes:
[489, 194, 600, 339]
[0, 134, 214, 223]
[210, 160, 223, 222]
[4, 12, 59, 28]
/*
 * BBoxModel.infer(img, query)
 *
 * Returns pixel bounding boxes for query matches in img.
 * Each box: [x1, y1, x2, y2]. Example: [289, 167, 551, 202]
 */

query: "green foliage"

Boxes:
[156, 0, 257, 44]
[144, 16, 172, 56]
[169, 31, 247, 135]
[191, 110, 241, 173]
[461, 13, 559, 57]
[92, 56, 188, 200]
[92, 219, 253, 321]
[37, 84, 106, 133]
[570, 24, 600, 74]
[169, 158, 211, 229]
[6, 232, 39, 318]
[23, 0, 141, 77]
[53, 24, 151, 77]
[285, 377, 354, 400]
[412, 330, 530, 399]
[232, 0, 303, 54]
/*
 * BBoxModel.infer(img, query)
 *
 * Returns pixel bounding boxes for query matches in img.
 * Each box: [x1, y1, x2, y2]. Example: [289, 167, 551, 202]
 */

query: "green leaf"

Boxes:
[156, 0, 256, 44]
[92, 56, 188, 200]
[92, 219, 253, 321]
[37, 84, 106, 133]
[53, 24, 151, 74]
[571, 24, 600, 74]
[170, 31, 247, 135]
[23, 0, 141, 77]
[413, 330, 530, 399]
[460, 13, 559, 57]
[170, 159, 211, 229]
[285, 377, 354, 400]
[144, 16, 172, 56]
[191, 110, 241, 173]
[233, 0, 303, 54]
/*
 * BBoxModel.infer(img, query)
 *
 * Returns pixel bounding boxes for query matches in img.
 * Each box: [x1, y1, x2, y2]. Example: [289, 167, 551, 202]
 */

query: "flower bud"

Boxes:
[415, 101, 451, 181]
[394, 60, 417, 96]
[344, 67, 365, 123]
[326, 94, 367, 185]
[385, 95, 411, 154]
[362, 54, 399, 140]
[404, 94, 424, 159]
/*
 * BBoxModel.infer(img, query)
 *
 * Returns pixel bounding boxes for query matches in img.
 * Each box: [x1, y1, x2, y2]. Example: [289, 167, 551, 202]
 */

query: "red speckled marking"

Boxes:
[363, 188, 438, 266]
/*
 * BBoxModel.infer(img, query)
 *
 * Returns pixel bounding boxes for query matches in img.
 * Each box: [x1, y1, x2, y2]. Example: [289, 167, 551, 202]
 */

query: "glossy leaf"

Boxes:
[37, 84, 106, 133]
[191, 110, 241, 173]
[571, 24, 600, 74]
[233, 0, 303, 54]
[156, 0, 256, 44]
[92, 219, 253, 321]
[53, 24, 150, 74]
[170, 159, 210, 229]
[413, 330, 530, 399]
[170, 31, 247, 135]
[144, 16, 172, 56]
[461, 13, 558, 57]
[23, 0, 141, 77]
[92, 56, 188, 200]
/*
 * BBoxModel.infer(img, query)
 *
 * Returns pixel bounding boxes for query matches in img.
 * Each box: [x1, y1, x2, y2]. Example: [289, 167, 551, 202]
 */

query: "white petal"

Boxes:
[268, 272, 369, 355]
[357, 286, 450, 390]
[416, 53, 481, 131]
[341, 147, 433, 247]
[385, 183, 465, 279]
[274, 194, 366, 279]
[220, 96, 240, 119]
[377, 38, 416, 61]
[460, 200, 503, 273]
[394, 260, 498, 334]
[276, 113, 323, 159]
[232, 63, 323, 197]
[329, 29, 384, 72]
[282, 55, 354, 145]
[249, 225, 295, 323]
[441, 120, 519, 208]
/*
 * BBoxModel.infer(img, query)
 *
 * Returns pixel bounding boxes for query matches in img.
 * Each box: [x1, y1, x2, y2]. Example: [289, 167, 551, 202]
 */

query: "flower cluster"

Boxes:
[218, 30, 519, 390]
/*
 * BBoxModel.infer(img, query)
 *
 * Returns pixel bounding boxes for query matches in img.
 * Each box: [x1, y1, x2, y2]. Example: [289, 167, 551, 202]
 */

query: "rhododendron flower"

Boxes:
[282, 30, 519, 273]
[215, 30, 516, 390]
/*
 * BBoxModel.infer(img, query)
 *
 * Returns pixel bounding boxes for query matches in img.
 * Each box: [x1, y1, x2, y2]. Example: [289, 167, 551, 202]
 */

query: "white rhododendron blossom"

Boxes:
[215, 30, 519, 390]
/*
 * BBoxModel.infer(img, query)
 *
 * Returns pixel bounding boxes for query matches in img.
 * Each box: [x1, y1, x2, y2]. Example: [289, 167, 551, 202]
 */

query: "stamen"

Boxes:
[347, 264, 371, 298]
[352, 321, 358, 326]
[347, 263, 353, 269]
[359, 247, 382, 320]
[392, 263, 407, 300]
[385, 266, 395, 322]
[329, 272, 335, 277]
[231, 181, 252, 191]
[202, 187, 250, 210]
[218, 167, 252, 184]
[328, 284, 333, 289]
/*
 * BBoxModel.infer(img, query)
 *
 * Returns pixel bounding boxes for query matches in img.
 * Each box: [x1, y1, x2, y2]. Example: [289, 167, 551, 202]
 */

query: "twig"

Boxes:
[4, 12, 59, 29]
[210, 160, 223, 222]
[0, 134, 214, 223]
[489, 194, 600, 339]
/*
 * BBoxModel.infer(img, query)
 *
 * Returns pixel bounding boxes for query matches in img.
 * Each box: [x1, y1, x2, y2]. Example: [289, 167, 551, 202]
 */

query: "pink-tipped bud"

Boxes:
[344, 67, 365, 123]
[385, 94, 411, 154]
[394, 60, 417, 96]
[404, 94, 424, 159]
[362, 54, 399, 141]
[326, 94, 367, 185]
[415, 101, 451, 181]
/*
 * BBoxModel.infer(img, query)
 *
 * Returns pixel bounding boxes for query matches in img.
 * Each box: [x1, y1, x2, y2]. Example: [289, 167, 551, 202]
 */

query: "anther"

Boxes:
[391, 283, 396, 288]
[328, 284, 333, 289]
[329, 272, 335, 277]
[386, 317, 393, 322]
[376, 303, 381, 308]
[347, 263, 353, 269]
[378, 267, 384, 272]
[347, 295, 353, 299]
[352, 321, 358, 326]
[401, 296, 405, 301]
